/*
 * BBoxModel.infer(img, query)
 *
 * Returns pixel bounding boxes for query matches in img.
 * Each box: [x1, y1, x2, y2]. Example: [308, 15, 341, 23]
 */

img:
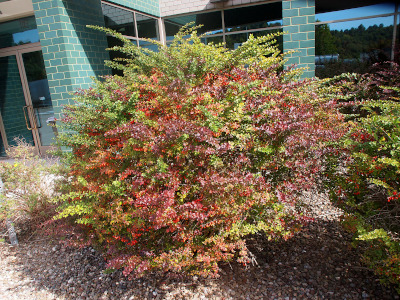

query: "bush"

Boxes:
[0, 138, 59, 238]
[56, 26, 348, 278]
[325, 67, 400, 291]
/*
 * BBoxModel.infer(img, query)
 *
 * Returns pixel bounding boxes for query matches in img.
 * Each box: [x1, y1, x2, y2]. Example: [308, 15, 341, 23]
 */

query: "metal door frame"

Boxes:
[0, 42, 49, 154]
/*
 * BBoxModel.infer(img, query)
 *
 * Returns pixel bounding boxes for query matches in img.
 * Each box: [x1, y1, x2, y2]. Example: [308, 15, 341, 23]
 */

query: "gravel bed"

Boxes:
[1, 191, 399, 300]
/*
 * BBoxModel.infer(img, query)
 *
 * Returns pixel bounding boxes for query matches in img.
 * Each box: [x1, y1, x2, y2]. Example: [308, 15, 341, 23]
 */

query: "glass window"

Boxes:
[102, 3, 136, 37]
[136, 13, 159, 40]
[315, 2, 399, 77]
[164, 20, 182, 42]
[164, 11, 222, 41]
[397, 13, 400, 61]
[315, 16, 395, 77]
[22, 51, 56, 147]
[316, 2, 396, 19]
[224, 2, 282, 33]
[316, 17, 394, 59]
[225, 29, 283, 51]
[0, 131, 4, 157]
[138, 40, 159, 52]
[200, 35, 223, 45]
[326, 16, 396, 32]
[0, 16, 39, 49]
[106, 35, 133, 76]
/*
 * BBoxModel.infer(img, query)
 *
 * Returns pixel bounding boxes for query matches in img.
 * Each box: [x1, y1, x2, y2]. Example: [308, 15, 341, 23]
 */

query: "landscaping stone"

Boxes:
[0, 190, 398, 299]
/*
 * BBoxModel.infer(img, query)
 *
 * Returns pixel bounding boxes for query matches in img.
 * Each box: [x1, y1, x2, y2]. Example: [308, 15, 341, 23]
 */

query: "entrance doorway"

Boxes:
[0, 43, 57, 156]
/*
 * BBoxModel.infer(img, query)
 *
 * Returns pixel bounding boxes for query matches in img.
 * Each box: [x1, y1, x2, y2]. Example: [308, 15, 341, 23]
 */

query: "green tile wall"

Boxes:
[283, 0, 315, 78]
[32, 0, 111, 121]
[108, 0, 160, 17]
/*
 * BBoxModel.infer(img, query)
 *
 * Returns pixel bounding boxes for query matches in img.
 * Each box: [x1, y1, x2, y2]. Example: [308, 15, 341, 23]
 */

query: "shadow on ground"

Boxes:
[1, 218, 399, 300]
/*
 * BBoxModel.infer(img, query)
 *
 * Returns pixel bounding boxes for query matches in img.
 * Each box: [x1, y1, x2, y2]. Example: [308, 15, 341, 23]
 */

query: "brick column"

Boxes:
[32, 0, 111, 120]
[282, 0, 315, 78]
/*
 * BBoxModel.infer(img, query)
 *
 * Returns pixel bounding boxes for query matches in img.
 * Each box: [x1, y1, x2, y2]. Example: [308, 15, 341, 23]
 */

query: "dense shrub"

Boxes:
[56, 27, 348, 278]
[327, 62, 400, 102]
[325, 66, 400, 291]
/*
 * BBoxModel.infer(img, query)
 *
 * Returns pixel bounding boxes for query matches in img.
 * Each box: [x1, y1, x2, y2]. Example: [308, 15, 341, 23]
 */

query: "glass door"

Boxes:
[0, 44, 57, 155]
[21, 50, 57, 154]
[0, 114, 8, 157]
[0, 53, 36, 154]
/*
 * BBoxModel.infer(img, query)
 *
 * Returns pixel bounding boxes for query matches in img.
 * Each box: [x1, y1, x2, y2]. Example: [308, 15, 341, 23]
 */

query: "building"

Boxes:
[0, 0, 399, 155]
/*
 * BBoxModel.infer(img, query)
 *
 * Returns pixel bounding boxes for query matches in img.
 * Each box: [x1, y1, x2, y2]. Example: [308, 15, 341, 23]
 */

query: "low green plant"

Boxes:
[0, 138, 59, 237]
[325, 71, 400, 291]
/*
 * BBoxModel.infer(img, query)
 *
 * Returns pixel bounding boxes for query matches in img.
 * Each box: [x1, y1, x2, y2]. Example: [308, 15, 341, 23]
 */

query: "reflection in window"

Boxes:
[327, 16, 395, 32]
[315, 1, 399, 78]
[165, 20, 182, 41]
[102, 3, 136, 37]
[396, 13, 400, 61]
[224, 2, 282, 33]
[316, 17, 394, 59]
[136, 13, 159, 40]
[106, 35, 133, 76]
[0, 16, 39, 49]
[315, 17, 395, 77]
[200, 35, 223, 45]
[138, 39, 159, 52]
[225, 29, 283, 51]
[316, 3, 396, 21]
[164, 11, 222, 41]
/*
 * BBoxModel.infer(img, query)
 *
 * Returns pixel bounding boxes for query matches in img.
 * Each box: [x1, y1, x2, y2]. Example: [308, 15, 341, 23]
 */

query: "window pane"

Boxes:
[316, 17, 394, 59]
[316, 3, 396, 22]
[315, 16, 395, 77]
[0, 16, 39, 49]
[102, 3, 136, 37]
[0, 131, 4, 156]
[164, 11, 222, 41]
[224, 2, 282, 33]
[397, 14, 400, 61]
[136, 13, 159, 40]
[22, 51, 56, 147]
[165, 20, 183, 42]
[200, 35, 223, 45]
[225, 32, 248, 50]
[138, 39, 159, 52]
[225, 29, 283, 51]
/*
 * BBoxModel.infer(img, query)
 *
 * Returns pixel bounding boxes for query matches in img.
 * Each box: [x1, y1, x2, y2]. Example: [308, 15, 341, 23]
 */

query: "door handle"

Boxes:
[23, 105, 40, 130]
[34, 108, 42, 129]
[22, 105, 33, 130]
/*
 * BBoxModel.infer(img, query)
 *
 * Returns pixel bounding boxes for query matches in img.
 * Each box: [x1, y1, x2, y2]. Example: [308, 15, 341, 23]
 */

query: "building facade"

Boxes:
[0, 0, 399, 155]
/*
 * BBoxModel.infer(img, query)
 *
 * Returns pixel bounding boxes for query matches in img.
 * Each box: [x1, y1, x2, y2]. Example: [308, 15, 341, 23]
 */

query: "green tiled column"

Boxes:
[283, 0, 315, 78]
[32, 0, 111, 120]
